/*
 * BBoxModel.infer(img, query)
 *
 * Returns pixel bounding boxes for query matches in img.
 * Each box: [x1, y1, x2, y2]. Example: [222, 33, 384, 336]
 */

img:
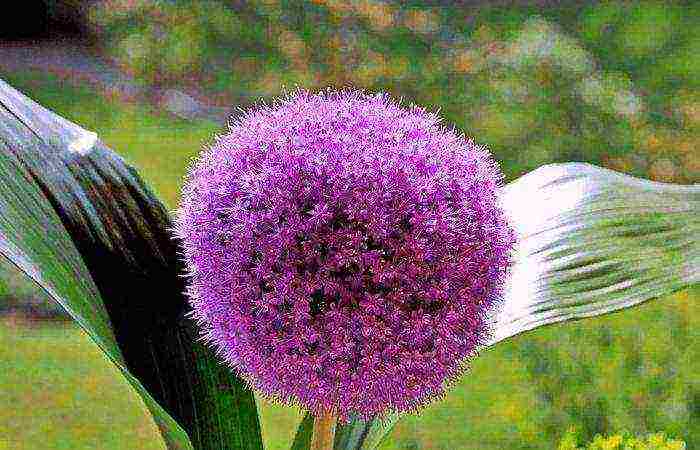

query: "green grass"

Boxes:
[0, 70, 696, 449]
[0, 312, 299, 450]
[1, 290, 695, 449]
[0, 317, 164, 450]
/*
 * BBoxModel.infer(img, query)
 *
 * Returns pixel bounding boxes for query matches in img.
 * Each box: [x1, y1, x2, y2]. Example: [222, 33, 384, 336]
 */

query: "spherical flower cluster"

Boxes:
[175, 89, 515, 419]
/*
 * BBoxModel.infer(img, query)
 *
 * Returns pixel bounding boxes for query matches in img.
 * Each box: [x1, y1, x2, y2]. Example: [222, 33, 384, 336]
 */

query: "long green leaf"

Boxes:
[0, 78, 263, 450]
[490, 162, 698, 343]
[290, 413, 315, 450]
[315, 163, 698, 450]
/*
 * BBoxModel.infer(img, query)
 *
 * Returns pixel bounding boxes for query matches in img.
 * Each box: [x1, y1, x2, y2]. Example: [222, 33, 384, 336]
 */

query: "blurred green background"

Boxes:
[0, 0, 697, 449]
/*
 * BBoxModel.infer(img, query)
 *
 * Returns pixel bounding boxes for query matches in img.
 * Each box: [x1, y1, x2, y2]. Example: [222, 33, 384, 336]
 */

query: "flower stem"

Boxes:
[310, 410, 337, 450]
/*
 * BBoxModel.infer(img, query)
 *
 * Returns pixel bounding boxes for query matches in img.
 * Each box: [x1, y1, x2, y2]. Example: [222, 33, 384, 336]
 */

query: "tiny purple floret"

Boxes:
[175, 89, 515, 419]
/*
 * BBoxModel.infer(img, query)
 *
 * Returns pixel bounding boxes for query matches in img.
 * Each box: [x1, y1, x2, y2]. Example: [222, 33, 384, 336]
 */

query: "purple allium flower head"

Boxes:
[175, 89, 516, 419]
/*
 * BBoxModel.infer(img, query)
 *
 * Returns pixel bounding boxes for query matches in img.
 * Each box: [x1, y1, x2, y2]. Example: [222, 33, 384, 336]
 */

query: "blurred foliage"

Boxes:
[509, 288, 698, 447]
[558, 430, 686, 450]
[87, 0, 699, 183]
[0, 258, 66, 319]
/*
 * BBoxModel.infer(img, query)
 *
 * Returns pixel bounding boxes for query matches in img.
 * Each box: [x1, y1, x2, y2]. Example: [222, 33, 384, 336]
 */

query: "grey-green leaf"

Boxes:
[490, 162, 698, 344]
[0, 78, 263, 450]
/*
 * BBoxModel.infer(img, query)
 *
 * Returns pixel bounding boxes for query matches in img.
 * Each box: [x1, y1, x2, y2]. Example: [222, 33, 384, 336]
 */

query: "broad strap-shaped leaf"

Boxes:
[354, 415, 399, 450]
[0, 78, 263, 450]
[316, 162, 698, 450]
[332, 417, 374, 450]
[290, 413, 314, 450]
[490, 162, 698, 344]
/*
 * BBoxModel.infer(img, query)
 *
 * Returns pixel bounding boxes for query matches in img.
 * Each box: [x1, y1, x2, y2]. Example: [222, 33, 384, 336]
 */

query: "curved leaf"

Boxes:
[490, 162, 698, 343]
[0, 78, 263, 450]
[290, 413, 314, 450]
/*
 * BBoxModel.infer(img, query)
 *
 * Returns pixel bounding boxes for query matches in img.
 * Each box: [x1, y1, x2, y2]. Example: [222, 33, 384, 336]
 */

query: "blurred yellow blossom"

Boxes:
[559, 430, 686, 449]
[254, 71, 283, 97]
[682, 151, 699, 179]
[472, 24, 496, 46]
[278, 30, 308, 67]
[385, 56, 410, 79]
[679, 101, 700, 127]
[314, 0, 353, 17]
[232, 57, 260, 78]
[403, 8, 439, 35]
[355, 51, 387, 86]
[604, 156, 635, 174]
[452, 49, 482, 74]
[357, 0, 395, 32]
